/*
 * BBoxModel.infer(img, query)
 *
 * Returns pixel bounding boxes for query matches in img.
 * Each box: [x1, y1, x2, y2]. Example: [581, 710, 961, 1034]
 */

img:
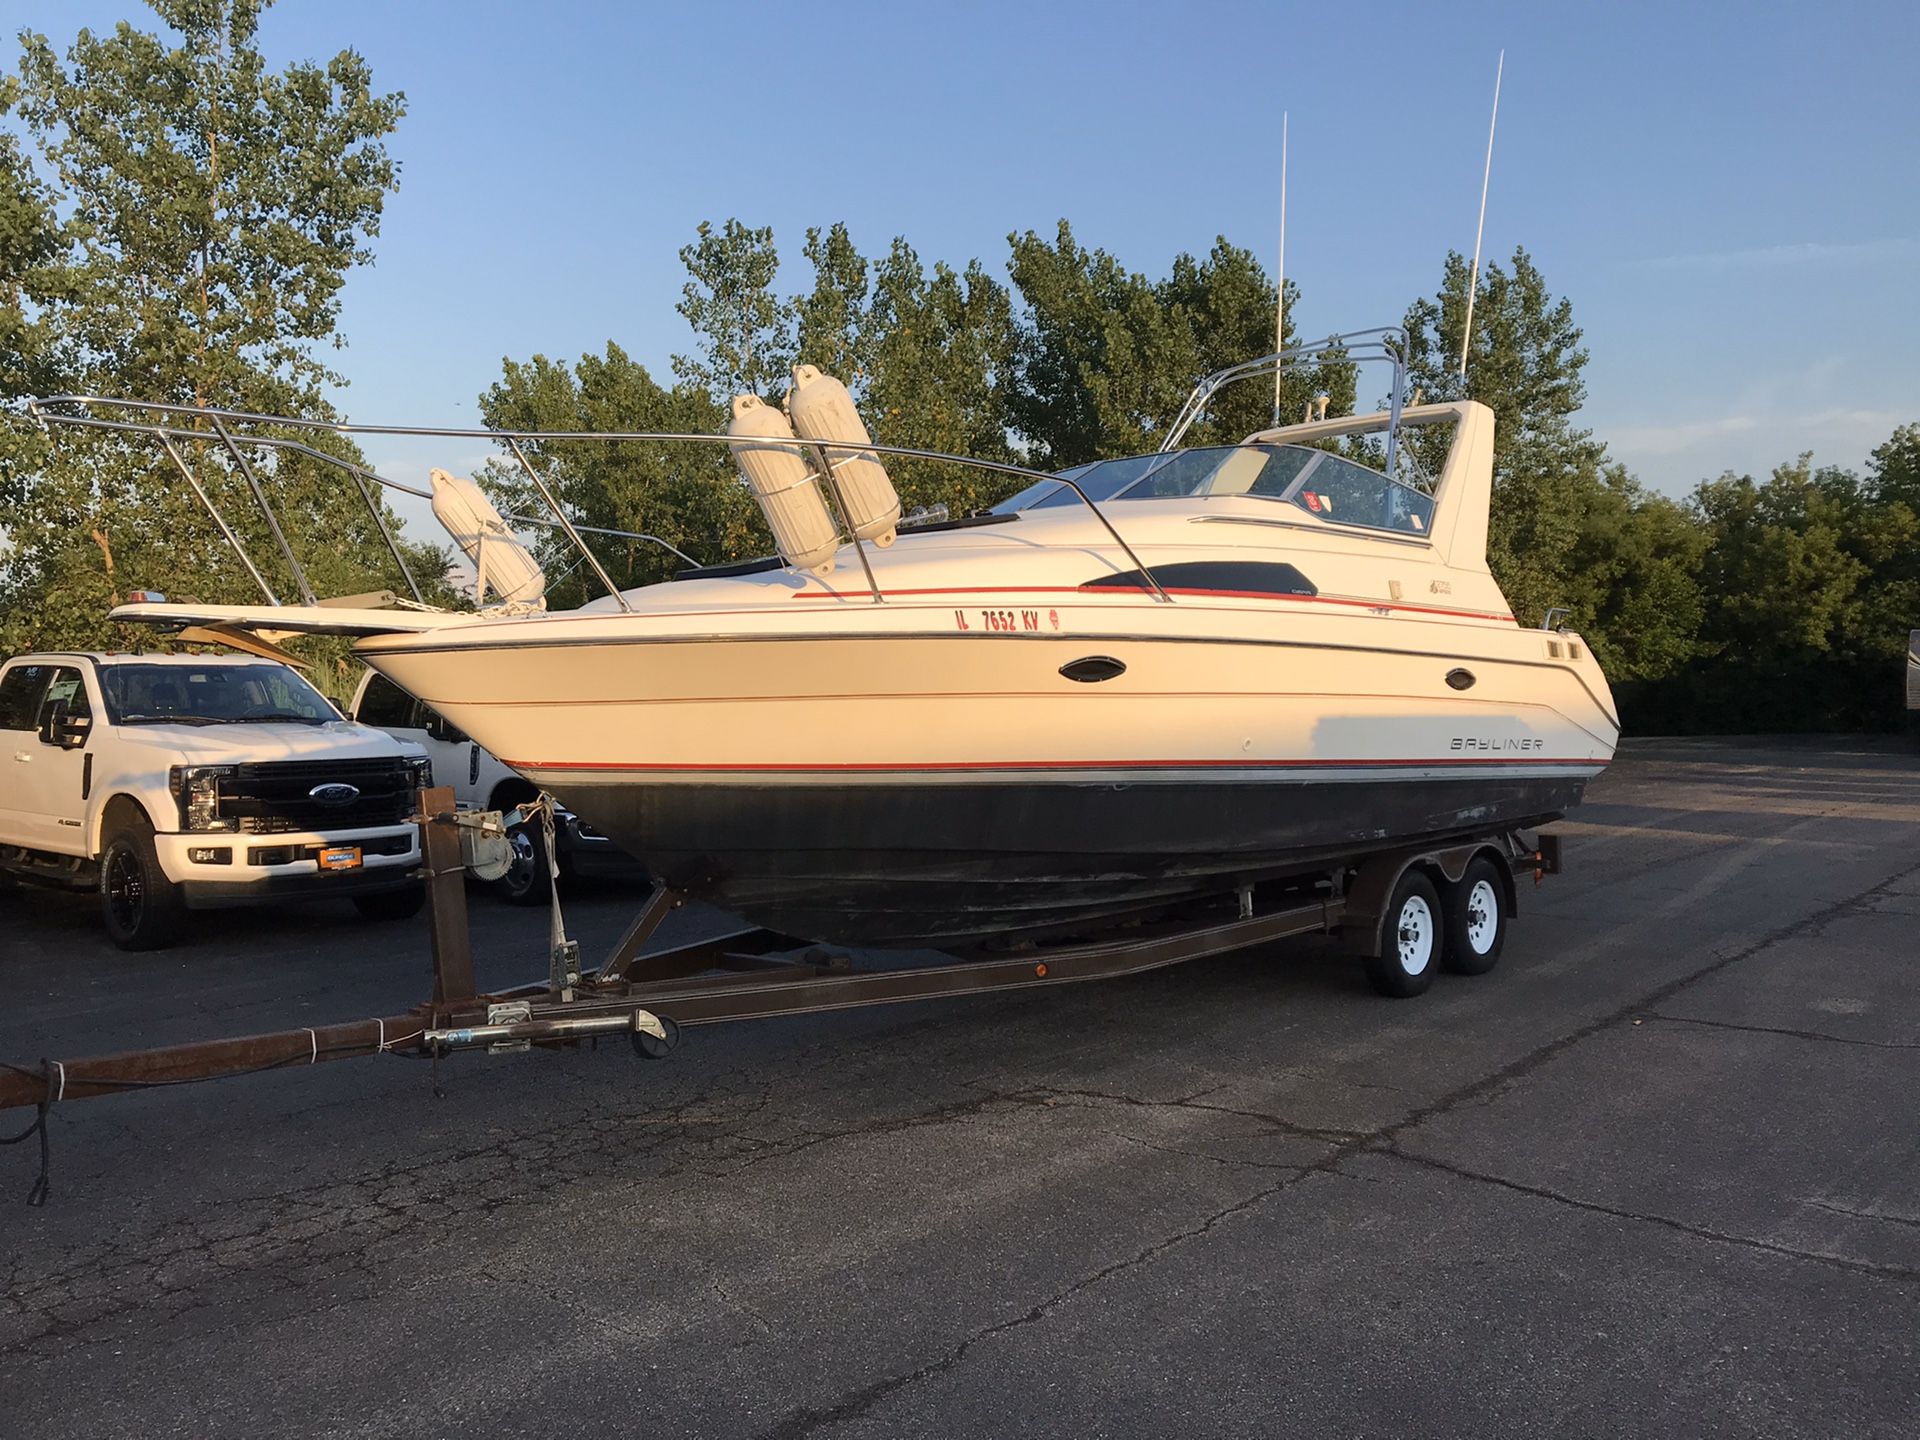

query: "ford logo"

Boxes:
[309, 783, 361, 807]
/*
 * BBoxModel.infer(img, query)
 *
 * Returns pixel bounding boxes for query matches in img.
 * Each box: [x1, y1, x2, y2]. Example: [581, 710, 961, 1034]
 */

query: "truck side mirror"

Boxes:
[425, 711, 469, 745]
[38, 698, 89, 749]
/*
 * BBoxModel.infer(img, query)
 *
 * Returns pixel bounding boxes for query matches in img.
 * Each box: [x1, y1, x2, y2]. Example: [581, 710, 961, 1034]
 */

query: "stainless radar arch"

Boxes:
[24, 398, 1174, 609]
[1160, 327, 1412, 485]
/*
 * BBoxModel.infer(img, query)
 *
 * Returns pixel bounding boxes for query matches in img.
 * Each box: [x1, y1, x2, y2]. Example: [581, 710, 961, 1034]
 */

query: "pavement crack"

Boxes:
[1640, 1013, 1917, 1051]
[753, 1166, 1317, 1440]
[1370, 855, 1920, 1147]
[994, 1085, 1363, 1145]
[1380, 1144, 1920, 1284]
[1800, 1197, 1920, 1232]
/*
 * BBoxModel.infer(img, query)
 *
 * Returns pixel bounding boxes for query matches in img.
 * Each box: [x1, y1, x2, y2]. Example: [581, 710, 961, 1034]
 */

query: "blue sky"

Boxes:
[14, 0, 1920, 541]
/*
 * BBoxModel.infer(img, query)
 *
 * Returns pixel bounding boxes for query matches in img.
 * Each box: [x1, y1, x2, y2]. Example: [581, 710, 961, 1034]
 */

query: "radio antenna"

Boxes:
[1271, 110, 1288, 427]
[1458, 49, 1504, 379]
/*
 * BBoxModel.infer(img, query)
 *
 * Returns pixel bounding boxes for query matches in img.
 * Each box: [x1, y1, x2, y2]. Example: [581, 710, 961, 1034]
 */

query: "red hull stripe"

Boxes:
[505, 755, 1601, 774]
[790, 584, 1513, 623]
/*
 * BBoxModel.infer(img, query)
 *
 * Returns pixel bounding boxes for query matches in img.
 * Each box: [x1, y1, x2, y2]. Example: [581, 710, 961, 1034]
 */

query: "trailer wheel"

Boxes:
[98, 813, 187, 951]
[1442, 858, 1508, 976]
[1364, 871, 1440, 998]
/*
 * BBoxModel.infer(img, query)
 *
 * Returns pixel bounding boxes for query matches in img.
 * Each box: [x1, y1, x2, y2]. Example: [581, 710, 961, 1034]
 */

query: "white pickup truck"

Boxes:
[348, 669, 630, 903]
[0, 652, 432, 949]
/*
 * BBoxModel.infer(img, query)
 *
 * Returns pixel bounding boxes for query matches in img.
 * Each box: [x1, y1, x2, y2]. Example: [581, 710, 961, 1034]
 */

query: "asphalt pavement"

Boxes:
[2, 737, 1917, 1438]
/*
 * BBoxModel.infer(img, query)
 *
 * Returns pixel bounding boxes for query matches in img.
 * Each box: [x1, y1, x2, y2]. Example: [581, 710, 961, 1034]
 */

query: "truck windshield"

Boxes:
[99, 663, 338, 725]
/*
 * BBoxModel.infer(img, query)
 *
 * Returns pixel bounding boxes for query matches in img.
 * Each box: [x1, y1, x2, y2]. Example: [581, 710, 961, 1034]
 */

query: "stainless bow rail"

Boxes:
[23, 398, 1173, 609]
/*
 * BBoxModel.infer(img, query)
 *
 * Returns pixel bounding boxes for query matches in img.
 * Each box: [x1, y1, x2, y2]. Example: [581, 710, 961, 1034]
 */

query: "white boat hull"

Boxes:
[359, 597, 1614, 941]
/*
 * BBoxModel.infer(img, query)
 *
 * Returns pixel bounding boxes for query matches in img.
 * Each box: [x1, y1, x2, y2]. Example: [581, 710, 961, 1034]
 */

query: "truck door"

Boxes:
[4, 663, 93, 855]
[0, 661, 54, 842]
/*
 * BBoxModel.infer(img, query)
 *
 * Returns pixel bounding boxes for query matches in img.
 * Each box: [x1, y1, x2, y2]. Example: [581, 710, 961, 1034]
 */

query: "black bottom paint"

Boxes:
[547, 774, 1591, 945]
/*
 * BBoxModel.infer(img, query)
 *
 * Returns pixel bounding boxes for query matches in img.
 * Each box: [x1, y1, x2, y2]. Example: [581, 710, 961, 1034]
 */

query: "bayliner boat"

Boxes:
[38, 330, 1619, 944]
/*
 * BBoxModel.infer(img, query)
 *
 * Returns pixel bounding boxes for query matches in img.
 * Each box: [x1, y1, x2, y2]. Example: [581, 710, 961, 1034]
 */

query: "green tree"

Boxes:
[861, 240, 1017, 512]
[1158, 240, 1352, 444]
[1006, 223, 1353, 468]
[673, 218, 793, 404]
[1401, 247, 1610, 626]
[1638, 453, 1920, 731]
[2, 0, 435, 670]
[1562, 469, 1707, 684]
[1005, 221, 1200, 467]
[476, 344, 766, 608]
[792, 221, 870, 383]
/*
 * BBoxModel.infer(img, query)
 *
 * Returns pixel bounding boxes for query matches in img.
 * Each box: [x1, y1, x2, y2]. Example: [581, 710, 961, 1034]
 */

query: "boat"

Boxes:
[36, 329, 1619, 945]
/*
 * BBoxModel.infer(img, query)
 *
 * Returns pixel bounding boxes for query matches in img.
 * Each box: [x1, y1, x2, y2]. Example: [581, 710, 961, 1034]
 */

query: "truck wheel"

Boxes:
[353, 885, 425, 921]
[1443, 857, 1508, 976]
[496, 821, 552, 906]
[1363, 871, 1440, 998]
[99, 813, 187, 951]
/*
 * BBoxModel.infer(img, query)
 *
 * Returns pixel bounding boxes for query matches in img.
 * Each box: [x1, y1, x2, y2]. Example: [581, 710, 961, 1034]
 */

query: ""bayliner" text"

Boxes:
[1449, 736, 1546, 751]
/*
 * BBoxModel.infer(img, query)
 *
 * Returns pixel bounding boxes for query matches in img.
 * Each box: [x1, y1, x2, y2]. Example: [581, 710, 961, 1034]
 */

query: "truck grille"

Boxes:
[219, 758, 415, 831]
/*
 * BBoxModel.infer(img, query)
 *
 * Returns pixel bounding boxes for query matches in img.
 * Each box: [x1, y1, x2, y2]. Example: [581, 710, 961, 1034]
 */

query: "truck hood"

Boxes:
[106, 720, 426, 764]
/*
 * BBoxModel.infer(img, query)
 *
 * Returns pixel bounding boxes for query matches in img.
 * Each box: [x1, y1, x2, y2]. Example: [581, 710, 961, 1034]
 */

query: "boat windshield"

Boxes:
[991, 443, 1435, 538]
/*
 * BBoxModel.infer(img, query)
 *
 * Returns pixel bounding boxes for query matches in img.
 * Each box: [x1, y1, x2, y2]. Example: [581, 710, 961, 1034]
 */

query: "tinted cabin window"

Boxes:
[0, 664, 53, 731]
[1082, 561, 1317, 597]
[357, 672, 421, 728]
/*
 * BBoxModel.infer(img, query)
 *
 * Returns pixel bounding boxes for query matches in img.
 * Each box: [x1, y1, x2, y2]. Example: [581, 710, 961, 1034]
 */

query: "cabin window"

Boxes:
[1288, 453, 1435, 537]
[1082, 560, 1317, 597]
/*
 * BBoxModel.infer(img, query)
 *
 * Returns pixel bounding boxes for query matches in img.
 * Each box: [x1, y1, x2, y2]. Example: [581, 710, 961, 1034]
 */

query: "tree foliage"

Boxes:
[475, 345, 764, 609]
[1, 1, 442, 688]
[3, 18, 1913, 737]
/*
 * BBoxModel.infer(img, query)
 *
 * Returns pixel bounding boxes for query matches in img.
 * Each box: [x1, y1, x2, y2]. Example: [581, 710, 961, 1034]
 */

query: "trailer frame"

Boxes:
[0, 788, 1563, 1120]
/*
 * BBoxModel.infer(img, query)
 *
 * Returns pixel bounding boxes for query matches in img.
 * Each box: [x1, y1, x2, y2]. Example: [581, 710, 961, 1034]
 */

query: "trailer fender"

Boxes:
[1340, 838, 1524, 958]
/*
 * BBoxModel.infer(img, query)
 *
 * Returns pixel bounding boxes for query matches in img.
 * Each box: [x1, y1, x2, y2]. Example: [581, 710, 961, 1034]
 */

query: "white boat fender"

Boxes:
[429, 467, 548, 607]
[727, 394, 840, 574]
[787, 364, 900, 547]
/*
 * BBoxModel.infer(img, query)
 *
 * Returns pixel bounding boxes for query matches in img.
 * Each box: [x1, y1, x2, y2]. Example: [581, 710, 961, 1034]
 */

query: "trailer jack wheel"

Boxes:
[629, 1011, 681, 1060]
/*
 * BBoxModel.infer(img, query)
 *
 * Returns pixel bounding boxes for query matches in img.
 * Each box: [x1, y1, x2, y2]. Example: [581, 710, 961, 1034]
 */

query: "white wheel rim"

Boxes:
[1396, 894, 1434, 975]
[1464, 878, 1499, 953]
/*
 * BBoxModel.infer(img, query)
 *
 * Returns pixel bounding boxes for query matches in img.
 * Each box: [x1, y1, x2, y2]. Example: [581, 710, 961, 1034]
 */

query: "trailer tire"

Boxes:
[98, 812, 187, 951]
[1364, 870, 1440, 998]
[1442, 857, 1508, 976]
[353, 885, 425, 922]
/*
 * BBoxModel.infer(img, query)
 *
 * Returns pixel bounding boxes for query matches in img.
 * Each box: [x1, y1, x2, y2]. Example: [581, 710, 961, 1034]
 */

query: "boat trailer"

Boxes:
[1, 788, 1561, 1197]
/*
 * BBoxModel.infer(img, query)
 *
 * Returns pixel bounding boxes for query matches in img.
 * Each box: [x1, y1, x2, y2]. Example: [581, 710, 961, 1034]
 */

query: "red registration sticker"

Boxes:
[318, 846, 363, 872]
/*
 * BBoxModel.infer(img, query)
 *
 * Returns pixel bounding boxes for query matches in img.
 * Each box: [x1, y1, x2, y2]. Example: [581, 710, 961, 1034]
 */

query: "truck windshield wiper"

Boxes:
[115, 713, 218, 726]
[216, 712, 326, 725]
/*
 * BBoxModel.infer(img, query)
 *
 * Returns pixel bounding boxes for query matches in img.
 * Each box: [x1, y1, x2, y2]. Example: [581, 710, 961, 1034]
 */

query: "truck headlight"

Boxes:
[406, 756, 433, 792]
[168, 764, 238, 832]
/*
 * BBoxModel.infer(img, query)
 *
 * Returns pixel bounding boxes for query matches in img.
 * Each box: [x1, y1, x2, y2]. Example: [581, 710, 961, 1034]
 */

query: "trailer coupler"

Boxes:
[420, 1005, 679, 1059]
